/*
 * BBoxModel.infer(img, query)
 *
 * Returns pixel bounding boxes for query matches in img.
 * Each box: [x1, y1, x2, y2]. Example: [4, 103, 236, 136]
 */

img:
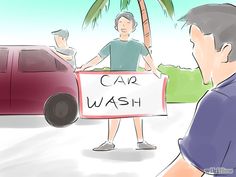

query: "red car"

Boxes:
[0, 46, 78, 127]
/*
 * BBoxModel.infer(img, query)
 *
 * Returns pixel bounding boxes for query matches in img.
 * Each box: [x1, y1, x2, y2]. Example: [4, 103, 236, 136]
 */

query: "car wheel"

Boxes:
[44, 94, 78, 127]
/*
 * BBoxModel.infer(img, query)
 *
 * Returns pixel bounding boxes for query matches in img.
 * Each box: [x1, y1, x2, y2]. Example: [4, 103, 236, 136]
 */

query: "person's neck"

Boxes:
[119, 34, 129, 41]
[212, 61, 236, 86]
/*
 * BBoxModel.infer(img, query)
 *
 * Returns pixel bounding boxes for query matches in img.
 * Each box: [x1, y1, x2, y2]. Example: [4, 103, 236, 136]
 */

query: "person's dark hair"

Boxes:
[114, 11, 138, 32]
[180, 3, 236, 61]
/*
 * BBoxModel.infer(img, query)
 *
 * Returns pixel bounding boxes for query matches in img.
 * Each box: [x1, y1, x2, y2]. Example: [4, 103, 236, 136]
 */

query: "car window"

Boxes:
[19, 50, 57, 72]
[0, 49, 9, 73]
[55, 60, 67, 71]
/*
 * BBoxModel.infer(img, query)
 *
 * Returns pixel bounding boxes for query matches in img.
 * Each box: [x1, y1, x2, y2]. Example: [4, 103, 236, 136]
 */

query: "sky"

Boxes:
[1, 0, 236, 68]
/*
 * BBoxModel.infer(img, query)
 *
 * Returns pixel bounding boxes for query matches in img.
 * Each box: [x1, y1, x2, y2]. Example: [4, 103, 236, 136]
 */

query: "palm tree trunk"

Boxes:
[137, 0, 152, 71]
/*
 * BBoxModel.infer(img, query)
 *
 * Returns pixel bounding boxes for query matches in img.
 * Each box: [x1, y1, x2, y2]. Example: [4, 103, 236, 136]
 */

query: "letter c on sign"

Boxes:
[100, 75, 112, 87]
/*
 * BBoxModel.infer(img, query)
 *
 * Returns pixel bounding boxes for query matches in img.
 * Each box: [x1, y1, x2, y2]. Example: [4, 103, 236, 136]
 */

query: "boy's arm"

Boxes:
[158, 154, 204, 177]
[51, 47, 73, 61]
[143, 54, 161, 78]
[79, 55, 102, 71]
[56, 52, 73, 61]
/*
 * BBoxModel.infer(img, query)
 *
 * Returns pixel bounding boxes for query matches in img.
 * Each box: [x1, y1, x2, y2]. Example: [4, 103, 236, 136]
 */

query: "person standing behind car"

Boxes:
[51, 29, 77, 69]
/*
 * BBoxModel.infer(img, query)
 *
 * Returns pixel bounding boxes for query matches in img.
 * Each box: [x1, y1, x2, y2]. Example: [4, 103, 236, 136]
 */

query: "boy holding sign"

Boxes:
[78, 12, 161, 151]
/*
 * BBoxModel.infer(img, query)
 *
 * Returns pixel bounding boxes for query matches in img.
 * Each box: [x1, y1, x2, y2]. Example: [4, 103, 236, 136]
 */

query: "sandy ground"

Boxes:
[0, 103, 212, 177]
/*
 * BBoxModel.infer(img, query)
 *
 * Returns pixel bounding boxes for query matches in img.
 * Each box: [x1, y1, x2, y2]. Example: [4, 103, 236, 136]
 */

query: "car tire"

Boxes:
[44, 94, 78, 127]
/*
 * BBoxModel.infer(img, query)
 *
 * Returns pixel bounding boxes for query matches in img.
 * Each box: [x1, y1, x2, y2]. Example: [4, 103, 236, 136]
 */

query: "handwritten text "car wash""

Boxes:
[87, 75, 141, 109]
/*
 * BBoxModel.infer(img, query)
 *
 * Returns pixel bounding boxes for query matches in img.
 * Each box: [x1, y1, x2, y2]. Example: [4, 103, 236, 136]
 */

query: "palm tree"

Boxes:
[83, 0, 174, 70]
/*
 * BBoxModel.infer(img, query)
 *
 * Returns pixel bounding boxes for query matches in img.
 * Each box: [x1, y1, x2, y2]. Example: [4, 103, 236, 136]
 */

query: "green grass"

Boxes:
[93, 65, 212, 103]
[158, 64, 212, 103]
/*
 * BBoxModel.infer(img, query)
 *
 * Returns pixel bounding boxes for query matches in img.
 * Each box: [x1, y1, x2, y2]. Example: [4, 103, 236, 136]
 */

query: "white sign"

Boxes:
[77, 71, 168, 119]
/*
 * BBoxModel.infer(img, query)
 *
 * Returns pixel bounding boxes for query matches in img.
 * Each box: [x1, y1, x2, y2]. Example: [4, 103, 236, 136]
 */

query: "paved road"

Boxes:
[0, 103, 211, 177]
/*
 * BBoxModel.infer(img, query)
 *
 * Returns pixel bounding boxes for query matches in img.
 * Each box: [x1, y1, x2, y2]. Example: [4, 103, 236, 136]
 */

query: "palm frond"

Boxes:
[158, 0, 174, 18]
[120, 0, 131, 11]
[83, 0, 110, 29]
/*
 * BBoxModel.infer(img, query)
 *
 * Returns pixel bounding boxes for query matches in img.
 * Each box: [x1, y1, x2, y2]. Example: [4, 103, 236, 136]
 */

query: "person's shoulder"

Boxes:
[110, 38, 121, 44]
[201, 89, 229, 103]
[214, 81, 236, 98]
[61, 47, 76, 56]
[55, 47, 75, 56]
[129, 39, 146, 47]
[197, 89, 230, 111]
[130, 38, 142, 44]
[196, 87, 236, 120]
[68, 47, 76, 53]
[101, 39, 117, 46]
[113, 38, 119, 41]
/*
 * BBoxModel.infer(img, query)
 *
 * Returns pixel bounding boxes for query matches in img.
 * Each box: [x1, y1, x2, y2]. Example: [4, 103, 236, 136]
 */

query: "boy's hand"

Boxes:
[75, 65, 86, 72]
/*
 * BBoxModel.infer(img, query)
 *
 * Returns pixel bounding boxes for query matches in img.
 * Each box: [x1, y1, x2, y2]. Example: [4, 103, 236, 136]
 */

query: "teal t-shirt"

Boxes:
[98, 39, 149, 71]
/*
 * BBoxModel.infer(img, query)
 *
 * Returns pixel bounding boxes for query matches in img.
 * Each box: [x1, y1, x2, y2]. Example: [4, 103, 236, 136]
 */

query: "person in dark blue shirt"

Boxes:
[159, 4, 236, 177]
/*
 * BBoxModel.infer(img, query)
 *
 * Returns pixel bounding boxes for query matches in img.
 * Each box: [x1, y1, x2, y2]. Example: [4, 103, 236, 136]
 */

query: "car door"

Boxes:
[0, 48, 12, 114]
[11, 48, 60, 114]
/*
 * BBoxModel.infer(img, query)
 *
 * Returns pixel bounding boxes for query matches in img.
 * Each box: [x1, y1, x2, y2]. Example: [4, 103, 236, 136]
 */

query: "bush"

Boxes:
[158, 64, 212, 103]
